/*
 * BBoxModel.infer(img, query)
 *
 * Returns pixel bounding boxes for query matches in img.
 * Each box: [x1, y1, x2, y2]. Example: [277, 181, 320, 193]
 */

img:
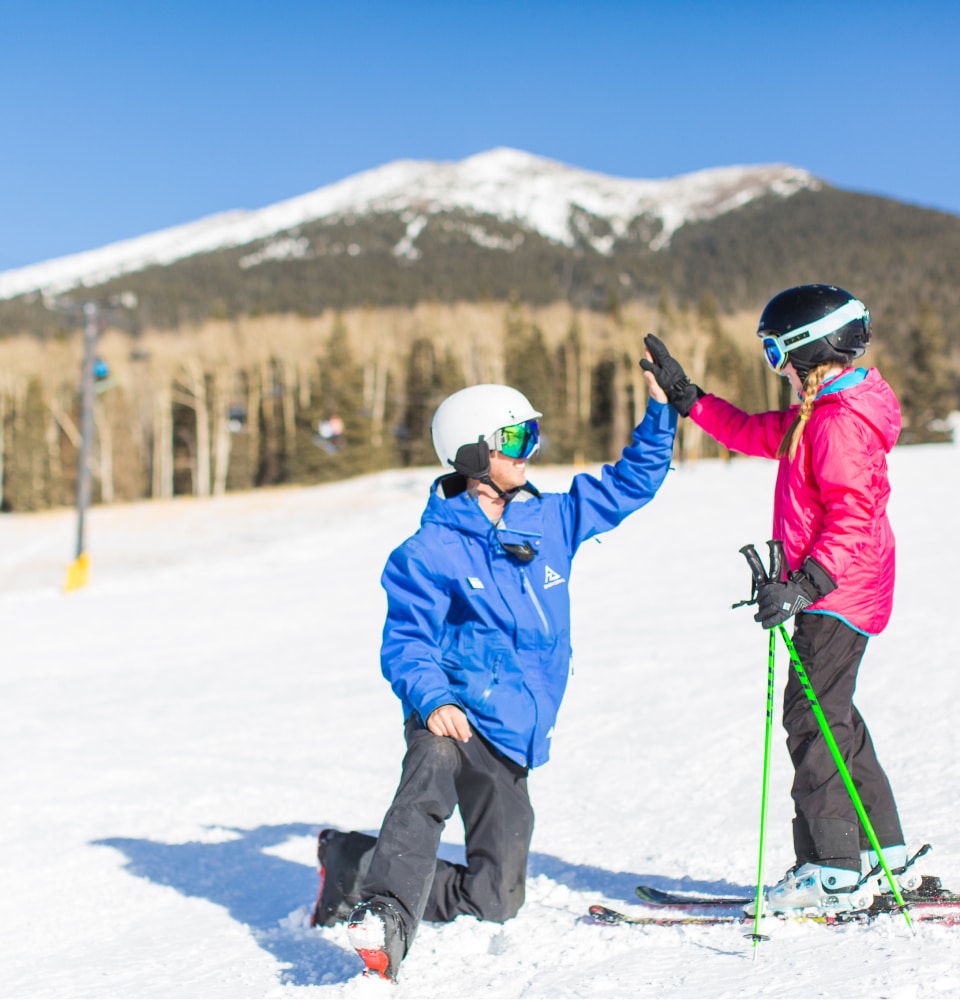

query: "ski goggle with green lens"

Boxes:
[759, 298, 869, 374]
[490, 420, 540, 459]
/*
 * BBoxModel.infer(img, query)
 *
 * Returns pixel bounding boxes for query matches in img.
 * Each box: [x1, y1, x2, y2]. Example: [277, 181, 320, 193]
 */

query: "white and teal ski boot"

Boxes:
[749, 863, 875, 915]
[860, 843, 927, 894]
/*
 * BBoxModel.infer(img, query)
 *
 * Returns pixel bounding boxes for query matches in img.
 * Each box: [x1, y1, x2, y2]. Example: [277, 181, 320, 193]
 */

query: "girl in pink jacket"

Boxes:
[642, 284, 923, 915]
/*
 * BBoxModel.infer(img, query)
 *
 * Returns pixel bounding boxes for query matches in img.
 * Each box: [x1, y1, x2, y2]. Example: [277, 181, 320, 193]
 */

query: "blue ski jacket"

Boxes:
[379, 400, 677, 768]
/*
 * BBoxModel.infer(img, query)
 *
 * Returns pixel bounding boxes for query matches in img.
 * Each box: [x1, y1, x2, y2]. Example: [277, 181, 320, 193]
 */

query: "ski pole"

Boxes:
[775, 625, 912, 929]
[738, 541, 783, 953]
[749, 627, 777, 955]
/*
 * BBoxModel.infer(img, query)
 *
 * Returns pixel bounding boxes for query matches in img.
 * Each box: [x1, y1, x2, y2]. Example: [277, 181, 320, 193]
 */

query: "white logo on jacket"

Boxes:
[543, 565, 566, 589]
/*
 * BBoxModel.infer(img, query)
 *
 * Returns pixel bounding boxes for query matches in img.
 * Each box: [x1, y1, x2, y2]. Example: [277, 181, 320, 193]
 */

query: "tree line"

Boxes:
[0, 296, 952, 513]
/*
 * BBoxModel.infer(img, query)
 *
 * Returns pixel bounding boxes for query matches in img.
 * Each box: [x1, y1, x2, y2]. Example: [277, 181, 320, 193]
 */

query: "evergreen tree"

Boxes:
[5, 378, 54, 511]
[502, 318, 555, 458]
[899, 303, 954, 443]
[400, 338, 441, 468]
[314, 316, 375, 479]
[549, 322, 585, 463]
[588, 353, 618, 460]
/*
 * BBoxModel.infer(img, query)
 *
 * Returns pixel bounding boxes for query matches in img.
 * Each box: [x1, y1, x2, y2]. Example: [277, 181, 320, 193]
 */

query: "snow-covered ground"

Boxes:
[2, 439, 958, 998]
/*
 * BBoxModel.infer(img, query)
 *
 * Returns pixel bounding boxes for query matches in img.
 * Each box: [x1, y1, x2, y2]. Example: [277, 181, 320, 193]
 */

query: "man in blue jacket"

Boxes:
[317, 373, 675, 981]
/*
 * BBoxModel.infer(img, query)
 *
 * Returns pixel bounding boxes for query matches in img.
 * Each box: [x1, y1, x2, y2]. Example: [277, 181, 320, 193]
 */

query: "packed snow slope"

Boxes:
[2, 437, 959, 998]
[0, 148, 816, 299]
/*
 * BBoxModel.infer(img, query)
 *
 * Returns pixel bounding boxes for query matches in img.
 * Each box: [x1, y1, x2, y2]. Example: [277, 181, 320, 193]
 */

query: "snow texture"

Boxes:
[0, 148, 817, 300]
[1, 433, 957, 998]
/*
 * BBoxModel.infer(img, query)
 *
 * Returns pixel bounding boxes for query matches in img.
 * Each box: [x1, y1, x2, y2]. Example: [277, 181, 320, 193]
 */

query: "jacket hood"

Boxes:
[422, 476, 543, 537]
[818, 368, 901, 452]
[421, 482, 492, 538]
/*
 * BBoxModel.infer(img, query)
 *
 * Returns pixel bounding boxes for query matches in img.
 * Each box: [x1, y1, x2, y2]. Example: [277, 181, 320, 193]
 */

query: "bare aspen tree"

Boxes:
[297, 360, 312, 410]
[682, 335, 709, 462]
[279, 359, 297, 460]
[0, 390, 6, 509]
[94, 407, 114, 504]
[609, 352, 630, 458]
[262, 359, 281, 484]
[50, 395, 81, 447]
[211, 370, 233, 496]
[362, 353, 391, 448]
[173, 362, 211, 496]
[152, 384, 174, 499]
[363, 359, 376, 429]
[578, 330, 592, 447]
[371, 355, 390, 448]
[245, 366, 263, 488]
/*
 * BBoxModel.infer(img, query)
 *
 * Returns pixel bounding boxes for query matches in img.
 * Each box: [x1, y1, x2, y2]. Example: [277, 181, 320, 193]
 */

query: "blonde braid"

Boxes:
[777, 363, 835, 460]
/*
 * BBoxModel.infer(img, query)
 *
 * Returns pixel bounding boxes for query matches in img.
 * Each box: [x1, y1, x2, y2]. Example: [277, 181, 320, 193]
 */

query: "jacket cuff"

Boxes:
[801, 557, 838, 597]
[419, 695, 462, 724]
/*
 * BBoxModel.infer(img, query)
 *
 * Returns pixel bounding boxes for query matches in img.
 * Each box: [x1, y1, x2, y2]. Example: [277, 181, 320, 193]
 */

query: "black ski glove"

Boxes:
[639, 334, 705, 417]
[754, 558, 837, 629]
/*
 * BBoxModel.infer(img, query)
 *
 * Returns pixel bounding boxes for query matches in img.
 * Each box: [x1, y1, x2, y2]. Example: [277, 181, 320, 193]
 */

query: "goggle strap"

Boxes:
[762, 298, 867, 354]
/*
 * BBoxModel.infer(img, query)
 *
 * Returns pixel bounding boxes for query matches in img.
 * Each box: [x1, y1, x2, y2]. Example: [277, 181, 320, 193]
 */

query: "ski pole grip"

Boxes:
[739, 544, 769, 589]
[767, 540, 785, 583]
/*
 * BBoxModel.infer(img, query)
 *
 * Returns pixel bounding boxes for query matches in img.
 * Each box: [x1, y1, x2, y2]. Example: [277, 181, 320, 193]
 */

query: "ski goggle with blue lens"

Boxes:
[490, 419, 540, 459]
[759, 298, 869, 373]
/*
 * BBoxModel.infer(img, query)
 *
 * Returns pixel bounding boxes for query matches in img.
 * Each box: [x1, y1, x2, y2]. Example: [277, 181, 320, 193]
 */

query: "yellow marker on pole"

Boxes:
[65, 552, 90, 592]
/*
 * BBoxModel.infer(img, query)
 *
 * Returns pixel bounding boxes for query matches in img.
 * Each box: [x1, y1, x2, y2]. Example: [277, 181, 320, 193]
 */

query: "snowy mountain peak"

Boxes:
[0, 149, 820, 301]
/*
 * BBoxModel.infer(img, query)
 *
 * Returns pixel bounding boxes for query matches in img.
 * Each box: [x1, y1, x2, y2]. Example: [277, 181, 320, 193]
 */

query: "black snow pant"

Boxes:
[358, 714, 535, 946]
[785, 613, 903, 873]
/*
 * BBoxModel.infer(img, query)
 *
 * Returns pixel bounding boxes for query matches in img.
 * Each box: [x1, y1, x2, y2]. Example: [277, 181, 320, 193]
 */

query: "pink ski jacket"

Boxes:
[690, 368, 901, 635]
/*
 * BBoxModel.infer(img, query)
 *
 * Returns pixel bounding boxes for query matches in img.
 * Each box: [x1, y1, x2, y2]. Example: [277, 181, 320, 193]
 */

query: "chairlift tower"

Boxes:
[65, 302, 100, 591]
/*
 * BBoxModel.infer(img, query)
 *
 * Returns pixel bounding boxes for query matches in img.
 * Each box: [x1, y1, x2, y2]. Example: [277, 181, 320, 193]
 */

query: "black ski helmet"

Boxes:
[757, 284, 872, 380]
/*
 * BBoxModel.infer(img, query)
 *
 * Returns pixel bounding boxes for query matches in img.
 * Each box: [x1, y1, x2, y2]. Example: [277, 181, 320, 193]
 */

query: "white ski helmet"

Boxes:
[431, 384, 542, 470]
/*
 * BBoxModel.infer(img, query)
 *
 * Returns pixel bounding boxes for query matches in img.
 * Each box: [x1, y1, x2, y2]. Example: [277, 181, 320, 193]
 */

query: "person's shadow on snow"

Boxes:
[95, 824, 752, 987]
[95, 823, 357, 987]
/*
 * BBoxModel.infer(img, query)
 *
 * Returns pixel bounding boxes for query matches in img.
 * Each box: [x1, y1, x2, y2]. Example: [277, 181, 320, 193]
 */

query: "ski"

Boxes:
[635, 885, 750, 908]
[588, 898, 960, 929]
[589, 903, 827, 927]
[634, 846, 957, 911]
[634, 876, 960, 911]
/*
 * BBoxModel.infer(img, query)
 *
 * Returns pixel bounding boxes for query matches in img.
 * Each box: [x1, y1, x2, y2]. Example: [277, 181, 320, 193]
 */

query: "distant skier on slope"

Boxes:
[312, 369, 677, 981]
[641, 283, 931, 914]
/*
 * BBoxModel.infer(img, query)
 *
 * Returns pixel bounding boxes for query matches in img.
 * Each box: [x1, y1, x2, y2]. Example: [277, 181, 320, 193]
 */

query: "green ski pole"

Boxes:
[776, 624, 912, 929]
[736, 542, 784, 952]
[749, 628, 777, 954]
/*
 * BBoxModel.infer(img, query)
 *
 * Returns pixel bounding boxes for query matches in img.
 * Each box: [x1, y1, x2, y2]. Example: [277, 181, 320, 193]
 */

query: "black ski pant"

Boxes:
[785, 613, 903, 873]
[359, 714, 535, 945]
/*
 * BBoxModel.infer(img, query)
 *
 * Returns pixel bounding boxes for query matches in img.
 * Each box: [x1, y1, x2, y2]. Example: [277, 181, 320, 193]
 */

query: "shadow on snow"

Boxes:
[94, 823, 752, 988]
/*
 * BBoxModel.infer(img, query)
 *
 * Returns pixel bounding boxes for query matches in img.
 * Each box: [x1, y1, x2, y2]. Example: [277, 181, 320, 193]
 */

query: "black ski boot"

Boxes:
[347, 900, 408, 982]
[310, 829, 378, 927]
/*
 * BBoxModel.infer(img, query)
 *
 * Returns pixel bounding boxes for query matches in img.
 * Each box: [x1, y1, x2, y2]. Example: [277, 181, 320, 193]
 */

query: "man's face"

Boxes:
[488, 449, 529, 492]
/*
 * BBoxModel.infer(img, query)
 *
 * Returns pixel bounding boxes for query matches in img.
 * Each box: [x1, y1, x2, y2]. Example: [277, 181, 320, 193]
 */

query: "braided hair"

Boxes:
[777, 363, 839, 461]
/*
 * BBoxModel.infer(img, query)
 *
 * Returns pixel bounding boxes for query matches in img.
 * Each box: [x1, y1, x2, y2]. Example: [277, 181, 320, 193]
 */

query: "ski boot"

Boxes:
[310, 828, 378, 927]
[748, 863, 875, 915]
[861, 843, 934, 896]
[347, 900, 408, 982]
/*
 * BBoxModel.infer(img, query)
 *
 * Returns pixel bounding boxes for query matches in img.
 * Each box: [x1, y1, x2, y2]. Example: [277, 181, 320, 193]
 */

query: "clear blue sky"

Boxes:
[1, 0, 957, 271]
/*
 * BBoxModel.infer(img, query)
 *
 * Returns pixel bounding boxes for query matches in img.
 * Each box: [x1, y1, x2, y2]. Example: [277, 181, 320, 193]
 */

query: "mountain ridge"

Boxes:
[0, 148, 818, 300]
